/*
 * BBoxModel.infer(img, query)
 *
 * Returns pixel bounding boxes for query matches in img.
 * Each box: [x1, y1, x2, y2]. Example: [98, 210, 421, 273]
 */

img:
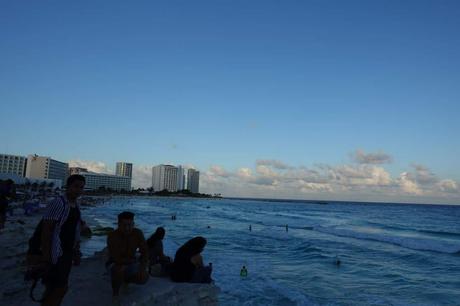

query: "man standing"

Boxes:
[107, 211, 149, 305]
[40, 174, 85, 306]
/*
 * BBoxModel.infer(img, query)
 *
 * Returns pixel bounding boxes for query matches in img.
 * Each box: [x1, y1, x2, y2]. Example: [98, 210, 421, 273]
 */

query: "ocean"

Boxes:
[80, 197, 460, 306]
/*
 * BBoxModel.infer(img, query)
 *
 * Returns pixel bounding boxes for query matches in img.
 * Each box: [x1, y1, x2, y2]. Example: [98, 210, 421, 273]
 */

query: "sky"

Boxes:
[1, 0, 459, 204]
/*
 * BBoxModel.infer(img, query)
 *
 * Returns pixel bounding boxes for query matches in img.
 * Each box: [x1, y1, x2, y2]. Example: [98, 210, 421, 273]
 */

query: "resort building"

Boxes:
[152, 164, 178, 192]
[0, 154, 27, 177]
[25, 154, 68, 185]
[177, 165, 185, 191]
[79, 171, 132, 191]
[116, 162, 133, 178]
[187, 169, 200, 193]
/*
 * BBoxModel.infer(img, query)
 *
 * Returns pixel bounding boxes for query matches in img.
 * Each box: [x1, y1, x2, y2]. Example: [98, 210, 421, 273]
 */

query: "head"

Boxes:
[154, 227, 166, 240]
[117, 211, 135, 235]
[185, 236, 207, 256]
[66, 175, 85, 200]
[147, 227, 166, 247]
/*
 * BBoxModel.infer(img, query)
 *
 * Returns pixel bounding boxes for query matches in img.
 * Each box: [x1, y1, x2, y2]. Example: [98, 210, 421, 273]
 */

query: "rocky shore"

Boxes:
[0, 206, 220, 306]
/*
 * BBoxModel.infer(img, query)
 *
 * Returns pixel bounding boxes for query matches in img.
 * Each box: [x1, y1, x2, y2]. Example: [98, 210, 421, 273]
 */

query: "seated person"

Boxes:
[146, 227, 171, 275]
[107, 212, 149, 304]
[170, 236, 212, 283]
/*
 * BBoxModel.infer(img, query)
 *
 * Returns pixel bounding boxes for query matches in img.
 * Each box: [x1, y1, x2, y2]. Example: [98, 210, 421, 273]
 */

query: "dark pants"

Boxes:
[110, 263, 149, 296]
[41, 252, 73, 306]
[191, 265, 213, 284]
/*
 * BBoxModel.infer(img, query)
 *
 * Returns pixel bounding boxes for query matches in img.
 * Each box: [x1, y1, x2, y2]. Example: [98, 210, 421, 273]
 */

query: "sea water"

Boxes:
[80, 197, 460, 306]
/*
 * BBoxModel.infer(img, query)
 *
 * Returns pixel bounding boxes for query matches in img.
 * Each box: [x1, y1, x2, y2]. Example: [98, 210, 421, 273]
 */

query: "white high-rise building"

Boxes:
[116, 162, 133, 178]
[0, 154, 27, 177]
[176, 165, 185, 191]
[187, 169, 200, 193]
[152, 165, 178, 192]
[25, 154, 68, 185]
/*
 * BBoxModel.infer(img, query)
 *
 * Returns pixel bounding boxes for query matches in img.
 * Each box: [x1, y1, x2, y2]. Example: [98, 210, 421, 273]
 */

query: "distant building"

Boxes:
[152, 165, 178, 192]
[0, 154, 27, 177]
[25, 154, 68, 185]
[69, 167, 88, 176]
[116, 162, 133, 178]
[0, 173, 62, 189]
[187, 169, 200, 193]
[79, 171, 131, 191]
[177, 165, 185, 191]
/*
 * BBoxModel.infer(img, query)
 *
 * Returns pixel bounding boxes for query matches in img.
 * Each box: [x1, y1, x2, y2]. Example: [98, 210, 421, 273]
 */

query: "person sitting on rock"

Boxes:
[107, 211, 149, 305]
[146, 227, 171, 276]
[170, 236, 212, 283]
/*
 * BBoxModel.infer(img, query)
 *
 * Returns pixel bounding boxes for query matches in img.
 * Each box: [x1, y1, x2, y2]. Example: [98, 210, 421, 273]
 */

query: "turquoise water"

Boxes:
[80, 197, 460, 306]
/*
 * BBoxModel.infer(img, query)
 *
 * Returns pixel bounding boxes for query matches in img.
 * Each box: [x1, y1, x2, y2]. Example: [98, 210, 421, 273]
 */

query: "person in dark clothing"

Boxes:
[0, 179, 15, 229]
[170, 236, 212, 283]
[40, 174, 85, 306]
[146, 227, 171, 276]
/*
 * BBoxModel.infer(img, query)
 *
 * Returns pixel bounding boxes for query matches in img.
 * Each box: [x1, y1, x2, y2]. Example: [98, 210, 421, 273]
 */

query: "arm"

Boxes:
[41, 198, 64, 263]
[138, 231, 149, 269]
[190, 254, 204, 268]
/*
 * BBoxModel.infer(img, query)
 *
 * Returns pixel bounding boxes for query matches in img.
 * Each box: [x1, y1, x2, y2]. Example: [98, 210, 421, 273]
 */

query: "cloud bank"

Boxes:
[69, 150, 460, 204]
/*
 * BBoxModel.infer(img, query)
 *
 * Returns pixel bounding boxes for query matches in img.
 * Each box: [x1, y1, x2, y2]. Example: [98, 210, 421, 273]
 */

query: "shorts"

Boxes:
[43, 252, 73, 289]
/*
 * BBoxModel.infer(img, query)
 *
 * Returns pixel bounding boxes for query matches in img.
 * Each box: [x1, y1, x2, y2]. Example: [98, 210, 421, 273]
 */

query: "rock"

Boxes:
[92, 226, 114, 236]
[81, 226, 92, 238]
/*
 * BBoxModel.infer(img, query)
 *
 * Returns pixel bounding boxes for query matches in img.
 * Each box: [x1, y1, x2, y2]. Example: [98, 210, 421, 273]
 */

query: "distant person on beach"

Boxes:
[0, 179, 15, 229]
[170, 236, 213, 283]
[39, 174, 85, 306]
[147, 227, 171, 276]
[107, 211, 149, 304]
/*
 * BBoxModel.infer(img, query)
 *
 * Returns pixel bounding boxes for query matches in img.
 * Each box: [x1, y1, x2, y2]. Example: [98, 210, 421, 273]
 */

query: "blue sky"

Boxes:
[1, 1, 459, 203]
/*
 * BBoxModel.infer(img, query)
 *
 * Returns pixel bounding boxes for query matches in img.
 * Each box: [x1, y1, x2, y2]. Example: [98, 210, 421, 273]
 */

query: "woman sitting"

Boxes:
[170, 236, 212, 283]
[146, 227, 171, 276]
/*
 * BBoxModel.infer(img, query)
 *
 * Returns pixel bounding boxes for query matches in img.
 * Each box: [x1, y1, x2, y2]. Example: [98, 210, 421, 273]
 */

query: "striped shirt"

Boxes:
[43, 195, 81, 264]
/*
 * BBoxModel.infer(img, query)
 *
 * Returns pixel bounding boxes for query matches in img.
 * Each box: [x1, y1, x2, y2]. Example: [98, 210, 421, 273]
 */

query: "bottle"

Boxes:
[240, 265, 248, 277]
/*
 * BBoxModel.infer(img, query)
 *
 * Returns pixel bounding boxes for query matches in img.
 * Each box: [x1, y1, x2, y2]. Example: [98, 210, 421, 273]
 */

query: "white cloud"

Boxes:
[437, 179, 458, 193]
[209, 165, 232, 178]
[328, 165, 392, 187]
[131, 165, 152, 188]
[256, 159, 291, 169]
[68, 154, 460, 204]
[68, 160, 111, 174]
[411, 164, 438, 185]
[398, 172, 422, 195]
[352, 149, 392, 164]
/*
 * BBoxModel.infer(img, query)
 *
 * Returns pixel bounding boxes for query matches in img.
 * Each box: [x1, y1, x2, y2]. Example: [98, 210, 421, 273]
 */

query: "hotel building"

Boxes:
[0, 154, 27, 177]
[187, 169, 200, 193]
